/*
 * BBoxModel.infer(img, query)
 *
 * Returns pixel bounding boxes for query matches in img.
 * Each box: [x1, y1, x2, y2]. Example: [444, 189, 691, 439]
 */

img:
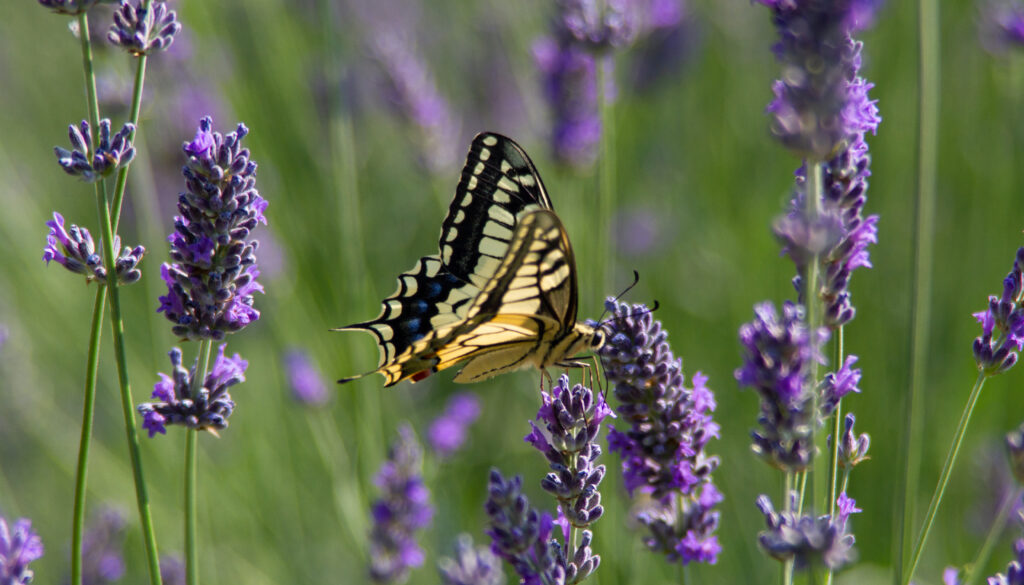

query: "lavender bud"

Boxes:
[108, 0, 182, 55]
[54, 120, 136, 182]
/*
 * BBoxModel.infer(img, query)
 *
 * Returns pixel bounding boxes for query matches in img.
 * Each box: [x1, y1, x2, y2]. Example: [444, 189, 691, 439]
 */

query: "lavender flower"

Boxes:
[283, 348, 329, 406]
[736, 300, 827, 472]
[0, 516, 43, 585]
[945, 566, 963, 585]
[598, 300, 722, 564]
[157, 117, 267, 341]
[54, 120, 136, 182]
[758, 0, 879, 159]
[108, 0, 182, 55]
[36, 0, 97, 15]
[756, 491, 859, 571]
[557, 0, 639, 51]
[428, 392, 480, 458]
[72, 507, 126, 585]
[484, 470, 564, 584]
[982, 1, 1024, 53]
[974, 247, 1024, 375]
[136, 344, 245, 437]
[43, 212, 145, 285]
[986, 537, 1024, 584]
[525, 375, 609, 533]
[820, 355, 862, 416]
[437, 534, 506, 585]
[836, 413, 870, 470]
[534, 37, 601, 169]
[369, 425, 433, 583]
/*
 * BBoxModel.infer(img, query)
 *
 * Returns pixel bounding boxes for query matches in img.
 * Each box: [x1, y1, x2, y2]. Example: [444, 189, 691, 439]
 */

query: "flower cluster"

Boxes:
[598, 300, 722, 564]
[557, 0, 639, 52]
[985, 537, 1024, 585]
[108, 0, 182, 56]
[836, 413, 870, 470]
[77, 507, 127, 585]
[533, 37, 601, 169]
[0, 516, 43, 585]
[369, 425, 433, 583]
[736, 301, 827, 472]
[758, 0, 878, 159]
[973, 247, 1024, 375]
[283, 348, 329, 406]
[137, 345, 246, 437]
[756, 491, 861, 571]
[428, 392, 481, 458]
[437, 534, 506, 585]
[36, 0, 96, 16]
[484, 470, 565, 584]
[54, 119, 136, 183]
[43, 212, 145, 285]
[157, 116, 267, 341]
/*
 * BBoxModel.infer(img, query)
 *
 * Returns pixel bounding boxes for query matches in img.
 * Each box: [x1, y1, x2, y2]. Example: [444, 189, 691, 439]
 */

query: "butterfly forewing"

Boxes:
[440, 133, 554, 289]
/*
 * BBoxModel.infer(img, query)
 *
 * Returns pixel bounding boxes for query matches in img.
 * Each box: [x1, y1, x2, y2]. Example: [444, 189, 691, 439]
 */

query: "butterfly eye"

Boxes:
[591, 330, 606, 348]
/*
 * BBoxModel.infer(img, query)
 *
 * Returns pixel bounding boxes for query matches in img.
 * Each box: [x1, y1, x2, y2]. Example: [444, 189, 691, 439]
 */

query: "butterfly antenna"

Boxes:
[596, 270, 641, 324]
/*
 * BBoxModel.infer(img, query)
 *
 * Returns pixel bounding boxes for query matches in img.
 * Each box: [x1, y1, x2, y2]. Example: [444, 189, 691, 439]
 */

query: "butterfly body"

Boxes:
[337, 133, 602, 387]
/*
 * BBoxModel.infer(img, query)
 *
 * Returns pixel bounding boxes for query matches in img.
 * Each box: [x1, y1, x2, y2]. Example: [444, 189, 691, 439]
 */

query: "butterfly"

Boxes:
[336, 132, 605, 387]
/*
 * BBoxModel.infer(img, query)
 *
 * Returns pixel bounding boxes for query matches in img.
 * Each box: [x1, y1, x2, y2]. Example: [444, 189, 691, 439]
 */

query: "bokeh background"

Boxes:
[2, 0, 1023, 583]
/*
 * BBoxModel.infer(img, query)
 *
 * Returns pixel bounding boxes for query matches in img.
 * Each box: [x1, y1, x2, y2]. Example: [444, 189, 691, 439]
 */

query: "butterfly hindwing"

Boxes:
[439, 133, 554, 289]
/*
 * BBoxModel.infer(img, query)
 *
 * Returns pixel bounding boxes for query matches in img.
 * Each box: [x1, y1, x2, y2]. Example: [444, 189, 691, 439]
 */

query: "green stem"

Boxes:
[597, 55, 616, 293]
[783, 472, 795, 585]
[903, 373, 987, 584]
[804, 160, 826, 513]
[111, 44, 150, 232]
[77, 12, 101, 136]
[963, 487, 1023, 585]
[896, 0, 939, 580]
[186, 341, 213, 585]
[70, 287, 106, 585]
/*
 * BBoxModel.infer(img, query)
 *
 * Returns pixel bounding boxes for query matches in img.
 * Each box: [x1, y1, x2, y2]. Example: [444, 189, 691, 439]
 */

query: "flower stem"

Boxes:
[77, 10, 162, 585]
[895, 0, 939, 580]
[70, 287, 106, 585]
[804, 160, 826, 512]
[962, 487, 1023, 585]
[903, 373, 987, 584]
[111, 27, 151, 232]
[186, 340, 213, 585]
[828, 327, 846, 519]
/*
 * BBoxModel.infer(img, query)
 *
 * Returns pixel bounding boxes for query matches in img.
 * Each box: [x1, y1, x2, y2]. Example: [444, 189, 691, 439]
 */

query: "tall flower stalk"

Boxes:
[38, 1, 181, 583]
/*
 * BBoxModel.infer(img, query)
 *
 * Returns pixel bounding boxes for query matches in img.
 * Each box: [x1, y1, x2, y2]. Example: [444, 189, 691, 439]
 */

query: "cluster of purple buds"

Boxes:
[836, 413, 870, 470]
[157, 116, 267, 341]
[43, 212, 145, 285]
[758, 0, 877, 160]
[36, 0, 96, 15]
[437, 534, 506, 585]
[533, 39, 601, 168]
[819, 355, 862, 416]
[736, 301, 828, 472]
[108, 0, 182, 56]
[982, 536, 1024, 585]
[428, 392, 481, 458]
[756, 491, 860, 571]
[54, 120, 136, 183]
[283, 348, 329, 406]
[368, 425, 433, 583]
[0, 516, 43, 585]
[597, 300, 722, 564]
[557, 0, 639, 52]
[77, 507, 127, 585]
[137, 345, 245, 437]
[484, 470, 566, 584]
[525, 374, 609, 532]
[973, 247, 1024, 375]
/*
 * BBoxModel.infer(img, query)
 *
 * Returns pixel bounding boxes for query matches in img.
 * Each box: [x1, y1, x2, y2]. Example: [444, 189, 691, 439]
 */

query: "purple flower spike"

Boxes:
[437, 534, 506, 585]
[54, 119, 136, 182]
[598, 300, 722, 565]
[428, 392, 481, 458]
[737, 301, 828, 472]
[369, 425, 433, 583]
[0, 516, 43, 585]
[283, 349, 329, 406]
[484, 470, 566, 584]
[136, 345, 244, 436]
[756, 492, 857, 571]
[558, 0, 639, 52]
[984, 536, 1024, 584]
[108, 0, 182, 55]
[43, 212, 145, 285]
[974, 247, 1024, 375]
[534, 38, 602, 169]
[158, 117, 267, 341]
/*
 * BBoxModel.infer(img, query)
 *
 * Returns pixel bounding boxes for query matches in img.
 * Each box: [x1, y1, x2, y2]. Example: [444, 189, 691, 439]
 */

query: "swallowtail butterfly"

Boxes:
[336, 132, 604, 387]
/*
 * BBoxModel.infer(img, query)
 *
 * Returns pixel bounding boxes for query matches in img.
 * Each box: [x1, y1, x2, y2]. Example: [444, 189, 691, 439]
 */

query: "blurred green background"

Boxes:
[2, 0, 1023, 583]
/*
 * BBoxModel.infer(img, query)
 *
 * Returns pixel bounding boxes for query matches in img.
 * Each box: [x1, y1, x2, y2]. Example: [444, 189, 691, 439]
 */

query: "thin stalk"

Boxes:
[895, 0, 939, 580]
[903, 373, 988, 584]
[185, 340, 213, 585]
[962, 487, 1023, 585]
[111, 37, 151, 231]
[804, 160, 825, 512]
[597, 55, 616, 293]
[784, 472, 795, 585]
[828, 326, 846, 517]
[70, 287, 106, 585]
